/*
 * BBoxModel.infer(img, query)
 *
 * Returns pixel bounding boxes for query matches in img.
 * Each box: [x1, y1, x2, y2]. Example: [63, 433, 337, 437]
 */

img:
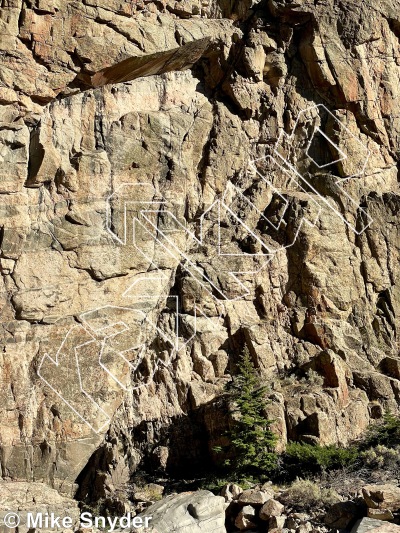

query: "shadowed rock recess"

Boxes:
[1, 0, 400, 530]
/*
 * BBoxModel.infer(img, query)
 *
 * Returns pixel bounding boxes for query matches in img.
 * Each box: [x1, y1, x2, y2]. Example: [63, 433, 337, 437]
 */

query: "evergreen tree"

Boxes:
[216, 345, 278, 478]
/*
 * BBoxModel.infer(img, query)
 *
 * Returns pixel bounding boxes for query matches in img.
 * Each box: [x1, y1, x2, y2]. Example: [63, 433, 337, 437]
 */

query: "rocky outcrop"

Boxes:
[0, 481, 80, 533]
[1, 0, 400, 514]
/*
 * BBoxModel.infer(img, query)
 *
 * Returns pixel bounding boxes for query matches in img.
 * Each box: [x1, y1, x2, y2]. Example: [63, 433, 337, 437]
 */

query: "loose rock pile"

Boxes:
[2, 480, 400, 532]
[221, 482, 400, 533]
[221, 484, 329, 533]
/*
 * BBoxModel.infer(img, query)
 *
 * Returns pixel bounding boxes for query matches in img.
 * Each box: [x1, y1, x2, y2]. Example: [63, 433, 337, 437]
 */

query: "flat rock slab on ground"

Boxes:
[351, 517, 400, 533]
[133, 490, 226, 533]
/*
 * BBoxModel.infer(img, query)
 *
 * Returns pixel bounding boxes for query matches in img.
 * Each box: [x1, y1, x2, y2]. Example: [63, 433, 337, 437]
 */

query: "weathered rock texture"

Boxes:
[1, 0, 400, 507]
[0, 481, 80, 532]
[133, 490, 226, 532]
[351, 517, 400, 533]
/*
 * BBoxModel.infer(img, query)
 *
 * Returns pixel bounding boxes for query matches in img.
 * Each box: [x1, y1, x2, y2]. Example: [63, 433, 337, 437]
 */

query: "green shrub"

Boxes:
[283, 442, 358, 478]
[361, 444, 400, 469]
[279, 412, 400, 482]
[362, 411, 400, 449]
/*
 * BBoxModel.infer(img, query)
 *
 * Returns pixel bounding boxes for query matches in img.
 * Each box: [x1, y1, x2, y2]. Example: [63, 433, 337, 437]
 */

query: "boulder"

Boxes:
[260, 499, 285, 520]
[220, 483, 243, 502]
[362, 485, 400, 512]
[133, 490, 226, 533]
[324, 501, 362, 529]
[238, 489, 271, 506]
[269, 515, 286, 529]
[234, 505, 257, 531]
[351, 517, 400, 532]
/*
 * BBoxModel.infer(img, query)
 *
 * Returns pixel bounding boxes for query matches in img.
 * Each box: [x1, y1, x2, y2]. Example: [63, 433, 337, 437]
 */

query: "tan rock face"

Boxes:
[0, 0, 400, 504]
[0, 481, 80, 532]
[363, 485, 400, 512]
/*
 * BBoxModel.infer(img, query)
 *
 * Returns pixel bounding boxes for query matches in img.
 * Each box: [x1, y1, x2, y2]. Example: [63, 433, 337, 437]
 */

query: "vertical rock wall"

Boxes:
[0, 0, 400, 498]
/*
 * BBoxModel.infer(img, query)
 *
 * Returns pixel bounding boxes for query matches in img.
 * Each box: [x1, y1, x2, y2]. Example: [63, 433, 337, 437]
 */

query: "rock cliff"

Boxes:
[1, 0, 400, 515]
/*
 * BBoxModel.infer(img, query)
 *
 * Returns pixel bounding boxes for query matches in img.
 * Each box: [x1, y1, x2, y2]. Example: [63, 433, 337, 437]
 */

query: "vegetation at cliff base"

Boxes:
[208, 349, 400, 491]
[282, 441, 358, 478]
[361, 411, 400, 449]
[280, 411, 400, 483]
[214, 345, 278, 480]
